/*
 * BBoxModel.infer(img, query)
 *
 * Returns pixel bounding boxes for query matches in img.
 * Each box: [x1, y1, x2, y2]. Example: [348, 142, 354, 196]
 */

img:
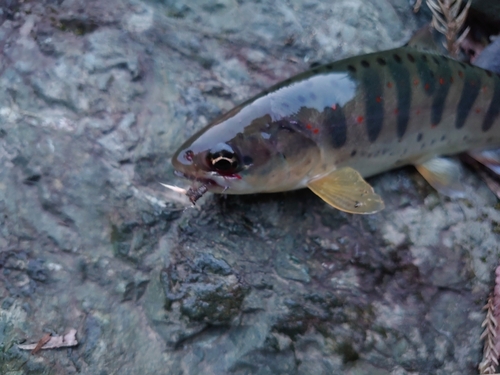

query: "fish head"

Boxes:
[172, 99, 322, 195]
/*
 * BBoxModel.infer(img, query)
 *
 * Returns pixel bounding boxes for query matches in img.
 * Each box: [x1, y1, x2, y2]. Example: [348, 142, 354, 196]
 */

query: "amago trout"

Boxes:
[171, 44, 500, 213]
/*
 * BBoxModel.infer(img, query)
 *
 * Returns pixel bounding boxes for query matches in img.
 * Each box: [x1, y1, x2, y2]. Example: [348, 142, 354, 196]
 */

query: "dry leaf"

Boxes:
[18, 329, 78, 351]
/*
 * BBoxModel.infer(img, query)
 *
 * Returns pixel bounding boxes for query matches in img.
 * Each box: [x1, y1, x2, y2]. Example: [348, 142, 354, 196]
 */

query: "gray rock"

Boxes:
[0, 0, 498, 374]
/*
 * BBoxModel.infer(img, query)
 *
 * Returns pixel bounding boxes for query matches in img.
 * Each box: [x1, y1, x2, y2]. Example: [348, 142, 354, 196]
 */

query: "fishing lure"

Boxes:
[170, 36, 500, 213]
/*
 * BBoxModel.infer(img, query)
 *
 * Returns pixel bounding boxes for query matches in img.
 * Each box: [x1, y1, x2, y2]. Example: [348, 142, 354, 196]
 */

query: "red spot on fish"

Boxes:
[416, 109, 421, 115]
[331, 104, 337, 110]
[357, 116, 364, 124]
[313, 128, 320, 134]
[431, 123, 438, 128]
[234, 174, 242, 179]
[475, 108, 481, 114]
[376, 96, 382, 103]
[393, 108, 399, 115]
[413, 79, 419, 86]
[387, 82, 393, 88]
[439, 77, 444, 85]
[424, 83, 430, 91]
[470, 80, 476, 86]
[458, 71, 464, 78]
[306, 124, 312, 130]
[450, 77, 454, 83]
[482, 86, 488, 93]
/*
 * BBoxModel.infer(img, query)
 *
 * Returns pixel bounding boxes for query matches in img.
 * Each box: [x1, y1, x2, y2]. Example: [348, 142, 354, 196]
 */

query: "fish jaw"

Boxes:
[171, 147, 252, 195]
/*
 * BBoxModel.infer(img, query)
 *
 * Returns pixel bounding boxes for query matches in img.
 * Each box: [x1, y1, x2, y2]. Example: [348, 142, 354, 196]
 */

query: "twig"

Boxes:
[31, 333, 51, 355]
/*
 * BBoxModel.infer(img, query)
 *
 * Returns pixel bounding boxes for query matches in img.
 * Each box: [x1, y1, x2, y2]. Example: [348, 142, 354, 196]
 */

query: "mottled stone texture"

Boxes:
[0, 0, 498, 374]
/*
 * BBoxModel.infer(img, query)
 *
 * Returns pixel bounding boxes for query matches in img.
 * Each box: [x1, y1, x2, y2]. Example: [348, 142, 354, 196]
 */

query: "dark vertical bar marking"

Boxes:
[483, 75, 500, 132]
[431, 59, 452, 126]
[362, 66, 384, 142]
[416, 54, 436, 96]
[323, 106, 347, 148]
[455, 68, 480, 129]
[388, 56, 412, 139]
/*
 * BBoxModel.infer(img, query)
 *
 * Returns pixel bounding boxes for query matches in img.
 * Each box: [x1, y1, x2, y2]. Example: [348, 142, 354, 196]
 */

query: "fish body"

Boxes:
[172, 47, 500, 213]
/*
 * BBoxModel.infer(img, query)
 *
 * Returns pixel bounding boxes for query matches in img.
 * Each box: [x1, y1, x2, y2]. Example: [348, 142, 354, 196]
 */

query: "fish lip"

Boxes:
[174, 170, 220, 188]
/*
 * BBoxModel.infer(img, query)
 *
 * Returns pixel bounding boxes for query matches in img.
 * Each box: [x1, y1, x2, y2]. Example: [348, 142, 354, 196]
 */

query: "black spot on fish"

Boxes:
[347, 65, 357, 73]
[326, 63, 335, 70]
[486, 70, 493, 77]
[351, 150, 357, 157]
[422, 55, 428, 62]
[361, 60, 370, 68]
[243, 156, 253, 165]
[483, 75, 500, 132]
[407, 53, 415, 62]
[431, 139, 435, 145]
[441, 135, 446, 141]
[393, 54, 402, 63]
[281, 102, 290, 109]
[362, 67, 384, 142]
[432, 56, 440, 65]
[456, 68, 481, 129]
[298, 95, 306, 103]
[459, 62, 467, 69]
[463, 135, 468, 141]
[376, 57, 386, 66]
[323, 106, 347, 148]
[421, 143, 426, 149]
[417, 133, 423, 142]
[309, 92, 317, 100]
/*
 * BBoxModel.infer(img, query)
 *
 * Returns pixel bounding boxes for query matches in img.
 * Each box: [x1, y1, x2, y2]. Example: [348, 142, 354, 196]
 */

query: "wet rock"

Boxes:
[0, 0, 498, 374]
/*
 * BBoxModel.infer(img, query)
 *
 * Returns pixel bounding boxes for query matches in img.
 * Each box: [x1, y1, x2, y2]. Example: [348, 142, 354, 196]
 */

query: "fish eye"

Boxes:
[207, 144, 240, 174]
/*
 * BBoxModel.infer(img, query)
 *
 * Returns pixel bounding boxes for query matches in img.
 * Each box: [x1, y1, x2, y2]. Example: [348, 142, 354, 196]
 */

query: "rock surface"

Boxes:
[0, 0, 498, 374]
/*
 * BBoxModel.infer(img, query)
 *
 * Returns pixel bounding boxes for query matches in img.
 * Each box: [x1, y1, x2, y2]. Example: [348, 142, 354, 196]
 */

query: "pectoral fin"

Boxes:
[307, 167, 385, 214]
[415, 157, 465, 198]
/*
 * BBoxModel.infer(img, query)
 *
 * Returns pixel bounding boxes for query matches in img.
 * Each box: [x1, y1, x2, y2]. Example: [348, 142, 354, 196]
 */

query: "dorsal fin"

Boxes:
[405, 24, 443, 54]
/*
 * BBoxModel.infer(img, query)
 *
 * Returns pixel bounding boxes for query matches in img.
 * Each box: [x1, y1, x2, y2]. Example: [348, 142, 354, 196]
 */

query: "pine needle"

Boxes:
[479, 296, 499, 374]
[413, 0, 423, 13]
[479, 266, 500, 374]
[425, 0, 471, 57]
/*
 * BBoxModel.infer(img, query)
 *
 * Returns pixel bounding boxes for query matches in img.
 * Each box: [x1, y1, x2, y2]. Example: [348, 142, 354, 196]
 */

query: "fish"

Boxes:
[170, 37, 500, 214]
